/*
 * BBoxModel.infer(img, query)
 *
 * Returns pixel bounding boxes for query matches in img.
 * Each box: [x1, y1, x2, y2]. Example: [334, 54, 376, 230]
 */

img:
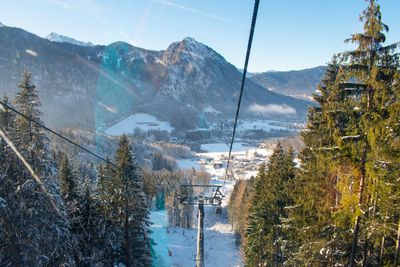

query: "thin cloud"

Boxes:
[44, 0, 110, 44]
[152, 0, 241, 26]
[249, 103, 297, 116]
[51, 0, 72, 9]
[46, 0, 108, 23]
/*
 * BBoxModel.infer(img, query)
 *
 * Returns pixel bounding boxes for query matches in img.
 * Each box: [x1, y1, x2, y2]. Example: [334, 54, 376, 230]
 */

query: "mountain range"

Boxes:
[0, 25, 315, 133]
[249, 66, 326, 100]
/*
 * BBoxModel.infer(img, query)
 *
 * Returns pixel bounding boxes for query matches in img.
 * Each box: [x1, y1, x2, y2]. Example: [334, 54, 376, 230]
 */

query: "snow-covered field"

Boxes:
[237, 119, 291, 133]
[103, 111, 300, 139]
[151, 142, 273, 266]
[200, 143, 254, 153]
[104, 113, 173, 136]
[177, 158, 199, 170]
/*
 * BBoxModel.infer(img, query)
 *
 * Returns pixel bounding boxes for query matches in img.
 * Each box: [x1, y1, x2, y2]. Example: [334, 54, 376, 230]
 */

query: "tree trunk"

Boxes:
[350, 140, 368, 267]
[394, 217, 400, 266]
[379, 235, 385, 266]
[362, 194, 372, 267]
[125, 207, 131, 267]
[350, 215, 360, 267]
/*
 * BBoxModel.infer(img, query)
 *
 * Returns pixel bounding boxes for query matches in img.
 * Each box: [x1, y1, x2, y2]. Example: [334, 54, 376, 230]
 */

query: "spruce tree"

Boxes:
[96, 159, 120, 265]
[283, 60, 347, 266]
[14, 70, 50, 174]
[244, 144, 295, 266]
[59, 154, 77, 202]
[72, 178, 107, 266]
[284, 1, 400, 265]
[335, 1, 400, 264]
[100, 134, 151, 266]
[0, 93, 15, 133]
[0, 71, 74, 266]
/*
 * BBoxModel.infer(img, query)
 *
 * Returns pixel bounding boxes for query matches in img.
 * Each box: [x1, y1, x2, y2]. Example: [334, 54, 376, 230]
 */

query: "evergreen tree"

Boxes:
[228, 177, 254, 246]
[284, 1, 400, 265]
[59, 154, 77, 202]
[244, 143, 295, 266]
[167, 189, 182, 227]
[0, 71, 74, 266]
[99, 134, 152, 266]
[96, 159, 120, 265]
[72, 178, 108, 266]
[283, 60, 346, 266]
[336, 1, 399, 265]
[180, 179, 194, 228]
[14, 70, 50, 174]
[0, 93, 15, 134]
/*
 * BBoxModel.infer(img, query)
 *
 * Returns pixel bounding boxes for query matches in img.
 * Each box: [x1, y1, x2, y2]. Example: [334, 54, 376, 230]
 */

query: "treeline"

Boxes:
[0, 71, 151, 266]
[230, 1, 400, 266]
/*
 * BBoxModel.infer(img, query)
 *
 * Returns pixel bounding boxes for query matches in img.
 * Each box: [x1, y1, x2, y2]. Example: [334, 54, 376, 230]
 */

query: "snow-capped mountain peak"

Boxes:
[46, 32, 94, 47]
[164, 36, 223, 66]
[181, 36, 202, 48]
[181, 36, 213, 54]
[0, 22, 5, 27]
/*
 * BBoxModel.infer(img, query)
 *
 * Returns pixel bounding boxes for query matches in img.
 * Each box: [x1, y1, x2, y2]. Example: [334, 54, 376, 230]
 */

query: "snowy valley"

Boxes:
[2, 0, 398, 264]
[150, 141, 275, 267]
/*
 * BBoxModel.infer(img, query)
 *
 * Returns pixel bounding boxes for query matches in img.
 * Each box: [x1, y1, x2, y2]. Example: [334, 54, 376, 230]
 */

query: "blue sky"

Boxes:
[1, 0, 399, 72]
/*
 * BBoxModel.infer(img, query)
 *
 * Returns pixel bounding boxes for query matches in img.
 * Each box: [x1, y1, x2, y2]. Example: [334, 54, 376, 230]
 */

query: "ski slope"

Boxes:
[151, 179, 242, 267]
[151, 142, 273, 266]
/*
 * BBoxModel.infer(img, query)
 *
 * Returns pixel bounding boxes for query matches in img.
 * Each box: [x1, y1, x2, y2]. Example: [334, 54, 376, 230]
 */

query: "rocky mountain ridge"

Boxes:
[0, 25, 311, 134]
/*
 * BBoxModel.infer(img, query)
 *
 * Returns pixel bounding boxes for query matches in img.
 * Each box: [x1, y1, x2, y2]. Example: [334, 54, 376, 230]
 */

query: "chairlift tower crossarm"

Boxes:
[179, 184, 224, 206]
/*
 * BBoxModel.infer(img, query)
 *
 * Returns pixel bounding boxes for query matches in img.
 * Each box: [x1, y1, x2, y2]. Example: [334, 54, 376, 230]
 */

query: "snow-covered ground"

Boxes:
[150, 179, 243, 267]
[151, 142, 273, 266]
[200, 143, 253, 153]
[237, 119, 291, 133]
[177, 158, 199, 170]
[104, 113, 173, 136]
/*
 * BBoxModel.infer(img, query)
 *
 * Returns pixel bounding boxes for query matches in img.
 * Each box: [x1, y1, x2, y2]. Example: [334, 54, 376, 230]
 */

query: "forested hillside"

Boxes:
[0, 71, 210, 266]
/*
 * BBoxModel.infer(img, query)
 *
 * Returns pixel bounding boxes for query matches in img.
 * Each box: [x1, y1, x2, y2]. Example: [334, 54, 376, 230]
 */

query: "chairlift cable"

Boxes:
[224, 0, 260, 186]
[0, 100, 119, 169]
[0, 0, 261, 184]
